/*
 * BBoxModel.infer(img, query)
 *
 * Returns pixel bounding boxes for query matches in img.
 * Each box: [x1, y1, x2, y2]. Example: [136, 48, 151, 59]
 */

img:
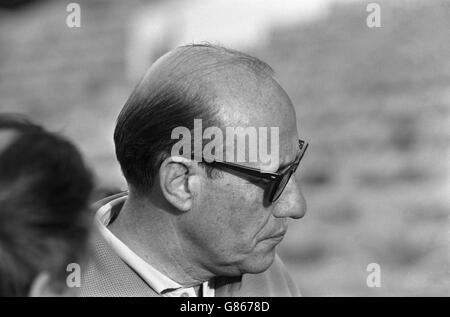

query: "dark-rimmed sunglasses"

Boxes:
[204, 139, 308, 205]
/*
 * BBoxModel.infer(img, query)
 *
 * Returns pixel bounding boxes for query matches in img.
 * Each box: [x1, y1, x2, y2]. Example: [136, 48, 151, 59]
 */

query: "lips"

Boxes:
[258, 221, 288, 243]
[263, 229, 287, 242]
[270, 230, 287, 239]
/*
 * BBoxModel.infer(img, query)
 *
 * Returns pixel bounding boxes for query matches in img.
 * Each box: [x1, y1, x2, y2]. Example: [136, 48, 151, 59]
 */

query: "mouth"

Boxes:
[255, 220, 289, 245]
[264, 229, 287, 242]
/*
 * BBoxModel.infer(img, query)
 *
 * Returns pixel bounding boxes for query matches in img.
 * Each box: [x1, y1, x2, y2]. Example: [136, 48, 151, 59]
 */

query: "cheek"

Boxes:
[199, 178, 269, 254]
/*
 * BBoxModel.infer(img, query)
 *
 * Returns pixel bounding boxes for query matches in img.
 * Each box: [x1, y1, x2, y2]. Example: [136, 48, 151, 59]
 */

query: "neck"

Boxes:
[108, 192, 214, 287]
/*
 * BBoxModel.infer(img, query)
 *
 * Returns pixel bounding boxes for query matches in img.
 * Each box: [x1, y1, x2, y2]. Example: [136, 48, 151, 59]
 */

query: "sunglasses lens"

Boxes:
[271, 169, 295, 203]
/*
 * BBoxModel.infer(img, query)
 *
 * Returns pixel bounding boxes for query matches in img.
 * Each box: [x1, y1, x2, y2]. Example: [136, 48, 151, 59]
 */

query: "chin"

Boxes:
[239, 244, 277, 274]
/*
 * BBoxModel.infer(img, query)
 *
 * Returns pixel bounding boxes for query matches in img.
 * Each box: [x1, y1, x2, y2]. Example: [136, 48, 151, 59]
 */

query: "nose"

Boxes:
[272, 176, 307, 219]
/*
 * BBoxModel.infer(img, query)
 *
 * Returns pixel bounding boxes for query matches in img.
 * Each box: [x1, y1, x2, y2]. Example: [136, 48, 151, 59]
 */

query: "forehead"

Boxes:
[217, 71, 297, 127]
[215, 73, 300, 169]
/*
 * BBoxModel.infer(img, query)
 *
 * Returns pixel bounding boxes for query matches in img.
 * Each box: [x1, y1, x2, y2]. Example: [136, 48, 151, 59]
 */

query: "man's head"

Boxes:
[114, 44, 307, 276]
[0, 114, 94, 296]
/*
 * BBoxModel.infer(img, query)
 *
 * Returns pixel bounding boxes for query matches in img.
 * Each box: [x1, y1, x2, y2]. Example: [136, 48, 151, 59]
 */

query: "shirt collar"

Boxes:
[95, 195, 215, 297]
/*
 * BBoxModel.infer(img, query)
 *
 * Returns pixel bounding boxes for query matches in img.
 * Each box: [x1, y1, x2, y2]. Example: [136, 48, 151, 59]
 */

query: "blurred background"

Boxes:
[0, 0, 448, 296]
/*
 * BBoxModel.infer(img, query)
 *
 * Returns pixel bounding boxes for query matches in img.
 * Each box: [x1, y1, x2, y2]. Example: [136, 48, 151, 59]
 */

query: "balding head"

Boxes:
[115, 44, 296, 193]
[111, 45, 307, 279]
[146, 44, 289, 127]
[147, 44, 274, 89]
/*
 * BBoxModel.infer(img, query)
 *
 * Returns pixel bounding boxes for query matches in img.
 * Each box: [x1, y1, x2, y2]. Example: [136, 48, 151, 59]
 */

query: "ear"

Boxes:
[159, 156, 201, 212]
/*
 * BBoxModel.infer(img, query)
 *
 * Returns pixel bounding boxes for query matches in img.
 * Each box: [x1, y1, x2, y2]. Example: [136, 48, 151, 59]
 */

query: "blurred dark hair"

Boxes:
[0, 114, 94, 296]
[114, 43, 274, 193]
[0, 0, 42, 10]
